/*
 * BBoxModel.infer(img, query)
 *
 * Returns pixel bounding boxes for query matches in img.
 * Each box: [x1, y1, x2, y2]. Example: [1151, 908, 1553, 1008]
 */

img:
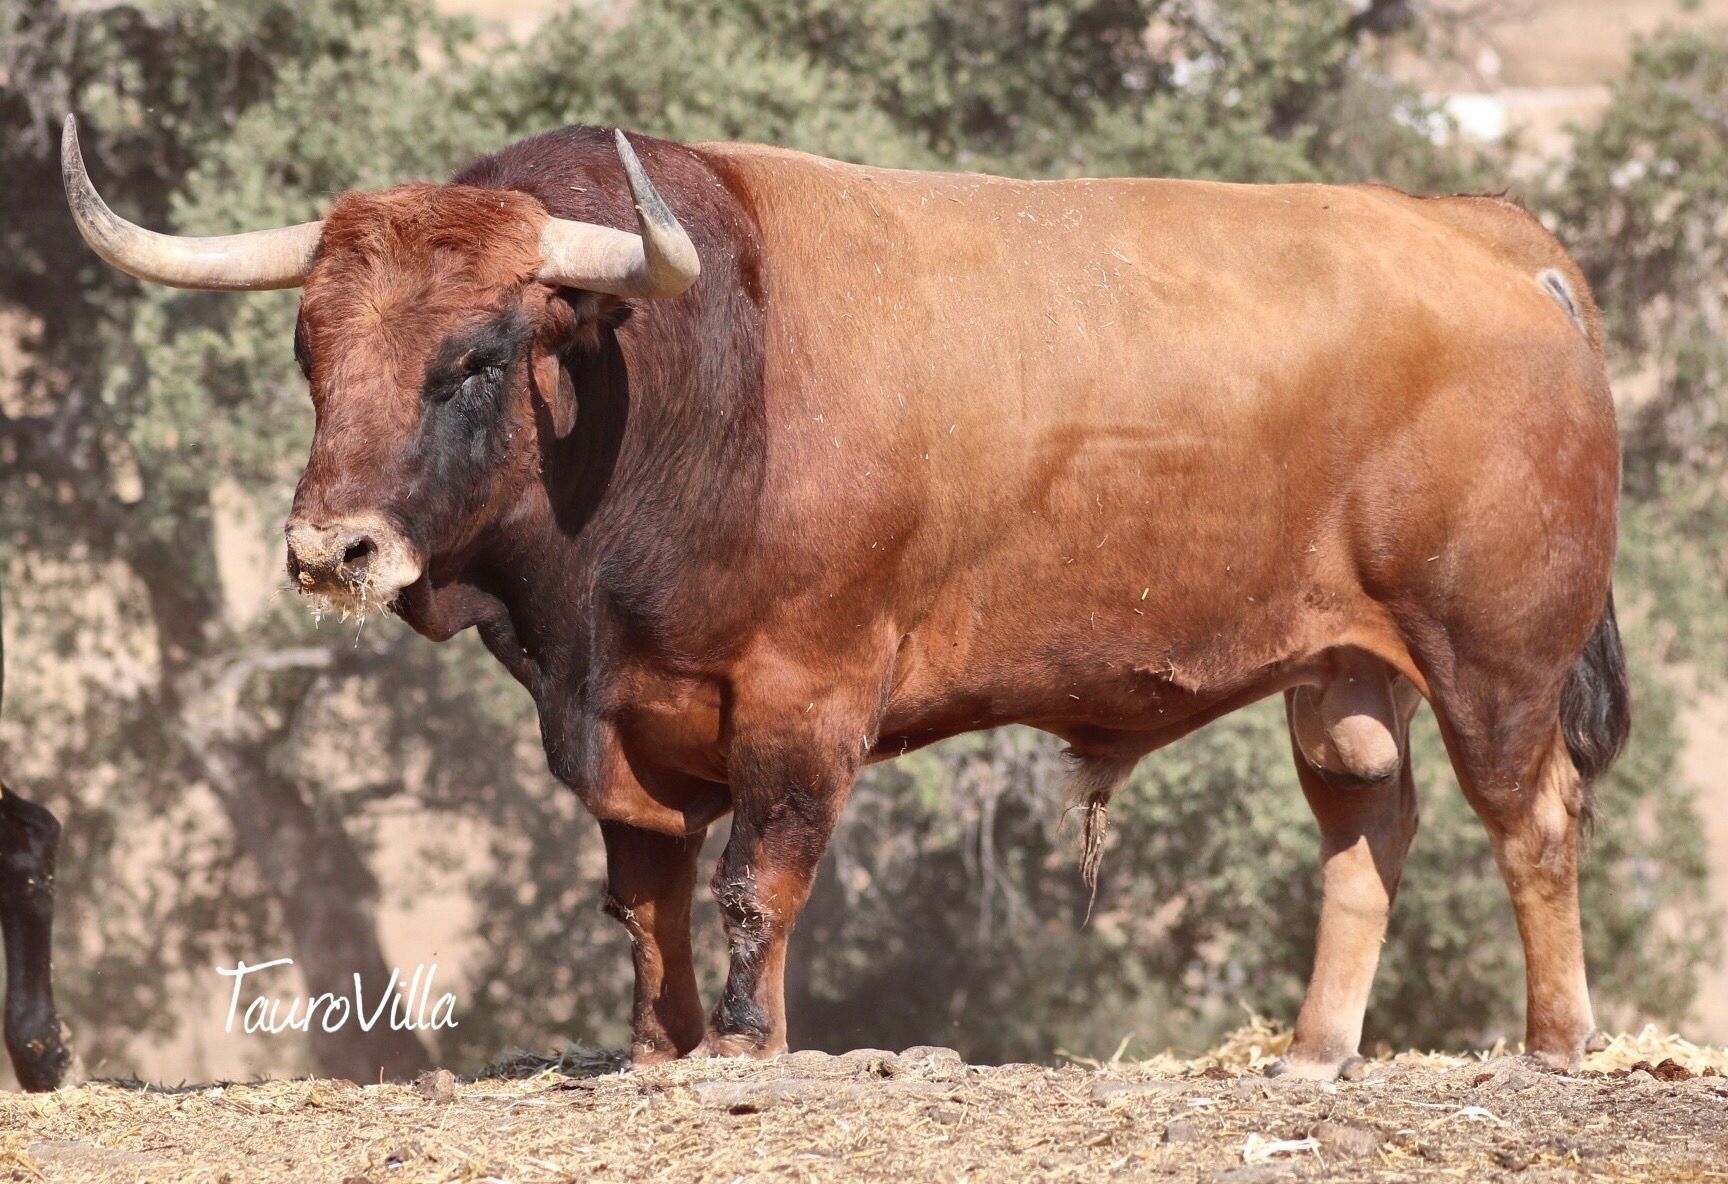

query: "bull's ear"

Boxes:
[529, 345, 578, 439]
[550, 290, 632, 351]
[531, 288, 622, 435]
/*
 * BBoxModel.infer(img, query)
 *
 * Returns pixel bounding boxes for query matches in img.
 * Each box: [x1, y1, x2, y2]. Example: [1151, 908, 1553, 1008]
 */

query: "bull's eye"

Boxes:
[424, 311, 530, 406]
[461, 366, 503, 397]
[435, 363, 504, 405]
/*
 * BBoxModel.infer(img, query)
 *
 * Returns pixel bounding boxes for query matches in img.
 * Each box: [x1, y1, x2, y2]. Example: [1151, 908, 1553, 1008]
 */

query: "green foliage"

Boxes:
[0, 0, 1720, 1076]
[485, 0, 1493, 190]
[1553, 27, 1728, 673]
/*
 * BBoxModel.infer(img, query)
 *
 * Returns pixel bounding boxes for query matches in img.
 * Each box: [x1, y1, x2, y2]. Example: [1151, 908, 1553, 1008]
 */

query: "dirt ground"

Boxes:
[0, 1026, 1721, 1183]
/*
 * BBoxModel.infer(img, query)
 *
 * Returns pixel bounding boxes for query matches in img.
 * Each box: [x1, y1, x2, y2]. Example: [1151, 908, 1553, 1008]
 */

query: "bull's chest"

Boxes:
[533, 660, 731, 835]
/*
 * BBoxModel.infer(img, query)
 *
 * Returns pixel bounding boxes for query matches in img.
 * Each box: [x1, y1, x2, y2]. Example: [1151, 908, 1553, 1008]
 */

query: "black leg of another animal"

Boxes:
[0, 787, 74, 1091]
[697, 735, 858, 1058]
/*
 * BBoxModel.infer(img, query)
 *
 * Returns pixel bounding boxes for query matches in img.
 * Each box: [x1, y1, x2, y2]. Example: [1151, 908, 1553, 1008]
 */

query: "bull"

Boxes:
[63, 114, 1629, 1078]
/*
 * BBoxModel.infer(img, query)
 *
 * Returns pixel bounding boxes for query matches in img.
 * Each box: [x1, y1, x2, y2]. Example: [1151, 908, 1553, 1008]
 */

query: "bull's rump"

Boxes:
[701, 145, 1620, 738]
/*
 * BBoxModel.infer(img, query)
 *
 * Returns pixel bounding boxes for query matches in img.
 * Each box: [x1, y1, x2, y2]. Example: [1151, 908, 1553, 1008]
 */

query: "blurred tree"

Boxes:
[0, 0, 505, 1080]
[1552, 27, 1728, 675]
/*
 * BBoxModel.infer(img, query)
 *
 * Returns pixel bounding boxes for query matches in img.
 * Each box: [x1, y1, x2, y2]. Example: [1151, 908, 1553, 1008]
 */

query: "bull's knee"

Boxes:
[710, 865, 774, 956]
[706, 864, 776, 1044]
[1293, 661, 1404, 785]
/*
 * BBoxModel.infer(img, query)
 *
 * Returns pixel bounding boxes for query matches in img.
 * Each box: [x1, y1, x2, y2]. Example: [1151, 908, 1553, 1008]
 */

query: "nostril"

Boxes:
[341, 536, 376, 571]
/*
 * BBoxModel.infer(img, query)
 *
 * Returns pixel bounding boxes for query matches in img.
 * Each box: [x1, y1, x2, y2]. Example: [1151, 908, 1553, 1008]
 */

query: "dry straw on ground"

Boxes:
[0, 1023, 1722, 1182]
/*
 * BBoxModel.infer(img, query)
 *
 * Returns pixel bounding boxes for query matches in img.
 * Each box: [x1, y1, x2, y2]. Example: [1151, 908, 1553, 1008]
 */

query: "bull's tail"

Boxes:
[1559, 590, 1631, 808]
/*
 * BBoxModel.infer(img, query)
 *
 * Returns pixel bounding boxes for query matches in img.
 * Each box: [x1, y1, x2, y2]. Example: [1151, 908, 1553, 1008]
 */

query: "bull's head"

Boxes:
[61, 115, 698, 630]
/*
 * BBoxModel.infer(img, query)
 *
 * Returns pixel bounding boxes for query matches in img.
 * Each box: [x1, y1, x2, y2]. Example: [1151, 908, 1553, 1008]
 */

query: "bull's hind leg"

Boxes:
[1442, 715, 1597, 1069]
[1271, 660, 1420, 1081]
[0, 785, 77, 1091]
[600, 821, 708, 1065]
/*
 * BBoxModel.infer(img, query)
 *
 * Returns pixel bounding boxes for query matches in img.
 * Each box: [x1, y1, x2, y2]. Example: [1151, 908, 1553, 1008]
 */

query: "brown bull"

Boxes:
[64, 115, 1628, 1078]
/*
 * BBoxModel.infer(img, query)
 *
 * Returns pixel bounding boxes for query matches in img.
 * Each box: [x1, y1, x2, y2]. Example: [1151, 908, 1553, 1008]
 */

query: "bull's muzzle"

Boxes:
[284, 513, 422, 618]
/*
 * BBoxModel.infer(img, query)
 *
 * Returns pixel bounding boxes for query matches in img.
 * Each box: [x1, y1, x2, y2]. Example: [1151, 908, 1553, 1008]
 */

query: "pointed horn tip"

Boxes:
[534, 127, 698, 298]
[61, 113, 83, 169]
[61, 114, 101, 224]
[612, 129, 651, 188]
[61, 114, 100, 221]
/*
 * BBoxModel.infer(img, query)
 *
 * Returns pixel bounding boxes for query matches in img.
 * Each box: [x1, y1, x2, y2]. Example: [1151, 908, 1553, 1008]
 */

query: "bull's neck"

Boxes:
[468, 309, 769, 704]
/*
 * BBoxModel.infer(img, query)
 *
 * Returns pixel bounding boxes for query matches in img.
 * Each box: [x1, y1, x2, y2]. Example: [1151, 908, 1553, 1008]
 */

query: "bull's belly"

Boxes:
[868, 680, 1290, 764]
[869, 621, 1322, 763]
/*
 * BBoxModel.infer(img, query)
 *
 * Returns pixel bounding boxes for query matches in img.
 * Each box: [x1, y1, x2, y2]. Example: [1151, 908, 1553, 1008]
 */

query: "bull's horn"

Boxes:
[61, 114, 322, 291]
[535, 130, 700, 299]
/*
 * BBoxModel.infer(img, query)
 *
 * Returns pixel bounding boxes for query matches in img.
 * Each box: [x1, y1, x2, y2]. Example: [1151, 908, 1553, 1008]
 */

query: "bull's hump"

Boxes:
[693, 140, 1215, 201]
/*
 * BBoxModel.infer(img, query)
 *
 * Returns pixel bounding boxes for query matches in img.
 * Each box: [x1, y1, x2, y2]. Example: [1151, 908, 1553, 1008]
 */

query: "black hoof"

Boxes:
[10, 1036, 75, 1091]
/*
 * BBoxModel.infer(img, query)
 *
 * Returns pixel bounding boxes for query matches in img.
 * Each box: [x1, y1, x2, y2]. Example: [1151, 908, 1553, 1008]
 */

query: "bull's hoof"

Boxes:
[625, 1043, 683, 1069]
[1523, 1047, 1583, 1074]
[1266, 1053, 1367, 1083]
[1584, 1029, 1610, 1054]
[689, 1032, 782, 1060]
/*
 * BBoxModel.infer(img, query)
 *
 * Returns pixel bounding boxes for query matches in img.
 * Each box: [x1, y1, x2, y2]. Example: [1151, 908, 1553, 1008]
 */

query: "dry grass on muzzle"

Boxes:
[271, 575, 391, 631]
[298, 582, 392, 629]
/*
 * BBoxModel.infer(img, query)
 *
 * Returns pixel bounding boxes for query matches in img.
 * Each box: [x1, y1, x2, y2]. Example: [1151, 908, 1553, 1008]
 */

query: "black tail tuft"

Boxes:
[1560, 590, 1631, 820]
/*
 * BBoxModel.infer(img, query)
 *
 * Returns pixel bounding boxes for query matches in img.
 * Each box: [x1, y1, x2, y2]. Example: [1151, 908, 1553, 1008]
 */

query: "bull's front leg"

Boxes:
[600, 821, 708, 1065]
[695, 706, 862, 1058]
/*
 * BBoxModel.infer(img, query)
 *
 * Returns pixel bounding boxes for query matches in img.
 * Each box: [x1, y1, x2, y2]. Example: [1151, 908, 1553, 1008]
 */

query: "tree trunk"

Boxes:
[144, 542, 431, 1082]
[204, 751, 433, 1081]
